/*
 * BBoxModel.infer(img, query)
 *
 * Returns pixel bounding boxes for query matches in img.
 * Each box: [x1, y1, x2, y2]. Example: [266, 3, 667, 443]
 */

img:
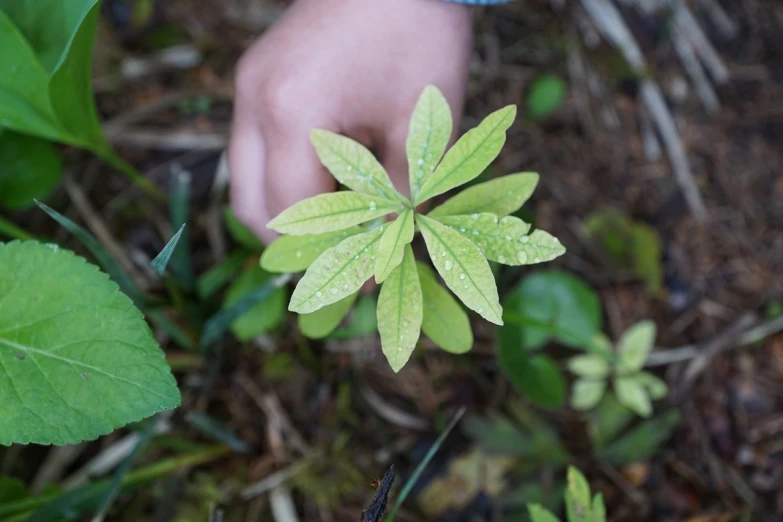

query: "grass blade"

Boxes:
[151, 224, 186, 276]
[169, 170, 194, 288]
[0, 215, 34, 241]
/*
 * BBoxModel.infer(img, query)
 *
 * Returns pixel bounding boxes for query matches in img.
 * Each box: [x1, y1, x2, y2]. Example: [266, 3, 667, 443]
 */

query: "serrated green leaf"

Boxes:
[260, 228, 361, 273]
[0, 131, 62, 210]
[310, 129, 406, 203]
[528, 504, 562, 522]
[0, 240, 180, 445]
[378, 247, 422, 372]
[407, 85, 452, 201]
[267, 192, 399, 236]
[223, 265, 286, 340]
[571, 378, 607, 411]
[636, 371, 668, 400]
[428, 172, 539, 218]
[568, 354, 610, 378]
[289, 225, 385, 313]
[566, 467, 592, 522]
[415, 105, 517, 205]
[298, 292, 358, 339]
[591, 493, 606, 522]
[375, 209, 414, 283]
[617, 320, 656, 373]
[417, 214, 502, 325]
[417, 262, 472, 354]
[614, 375, 652, 417]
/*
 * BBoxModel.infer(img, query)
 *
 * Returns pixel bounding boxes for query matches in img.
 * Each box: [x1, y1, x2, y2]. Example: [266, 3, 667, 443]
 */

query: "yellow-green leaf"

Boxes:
[417, 262, 472, 354]
[428, 172, 539, 217]
[267, 192, 400, 235]
[407, 85, 452, 201]
[310, 129, 407, 203]
[568, 354, 611, 378]
[614, 375, 652, 417]
[298, 292, 358, 339]
[571, 378, 607, 411]
[416, 214, 502, 325]
[415, 105, 516, 205]
[378, 246, 423, 372]
[375, 209, 414, 283]
[260, 228, 362, 273]
[617, 320, 656, 373]
[289, 225, 385, 313]
[527, 504, 561, 522]
[636, 371, 668, 400]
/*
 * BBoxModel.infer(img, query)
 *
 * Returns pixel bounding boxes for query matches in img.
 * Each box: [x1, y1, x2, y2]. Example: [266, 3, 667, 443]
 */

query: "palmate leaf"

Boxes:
[267, 192, 400, 235]
[415, 105, 516, 205]
[310, 129, 407, 203]
[428, 172, 539, 218]
[289, 225, 386, 313]
[298, 292, 358, 339]
[378, 247, 423, 372]
[0, 241, 180, 445]
[375, 209, 414, 283]
[260, 228, 362, 273]
[407, 85, 452, 201]
[417, 263, 472, 354]
[617, 320, 656, 373]
[416, 214, 502, 325]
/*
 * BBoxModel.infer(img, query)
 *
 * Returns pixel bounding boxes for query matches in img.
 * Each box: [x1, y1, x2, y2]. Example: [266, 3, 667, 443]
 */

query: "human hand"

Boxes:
[228, 0, 473, 244]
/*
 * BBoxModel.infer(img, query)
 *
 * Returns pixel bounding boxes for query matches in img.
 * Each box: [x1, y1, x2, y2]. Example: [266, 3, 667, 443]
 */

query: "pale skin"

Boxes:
[229, 0, 473, 244]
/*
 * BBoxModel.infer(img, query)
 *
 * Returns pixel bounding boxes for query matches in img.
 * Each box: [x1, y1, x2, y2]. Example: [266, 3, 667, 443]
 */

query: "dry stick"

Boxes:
[30, 444, 86, 494]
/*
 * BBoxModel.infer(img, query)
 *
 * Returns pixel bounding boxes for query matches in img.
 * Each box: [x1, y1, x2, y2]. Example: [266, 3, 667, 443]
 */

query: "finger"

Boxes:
[228, 116, 272, 244]
[380, 122, 411, 201]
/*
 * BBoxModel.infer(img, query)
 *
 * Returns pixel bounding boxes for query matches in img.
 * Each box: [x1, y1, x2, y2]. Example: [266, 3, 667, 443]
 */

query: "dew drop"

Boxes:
[444, 260, 454, 271]
[417, 158, 424, 166]
[517, 251, 528, 264]
[505, 236, 511, 241]
[316, 291, 323, 298]
[478, 307, 484, 314]
[369, 201, 377, 211]
[459, 227, 466, 233]
[520, 236, 530, 243]
[329, 288, 339, 295]
[441, 251, 447, 257]
[295, 250, 302, 258]
[498, 255, 506, 263]
[472, 230, 479, 235]
[533, 256, 541, 263]
[347, 165, 353, 171]
[471, 213, 479, 220]
[355, 255, 359, 260]
[459, 273, 465, 280]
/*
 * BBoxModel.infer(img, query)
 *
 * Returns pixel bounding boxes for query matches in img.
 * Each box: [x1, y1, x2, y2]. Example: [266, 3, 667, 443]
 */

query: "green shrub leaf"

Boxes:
[375, 209, 414, 283]
[377, 247, 422, 372]
[0, 131, 62, 209]
[571, 378, 606, 411]
[636, 371, 668, 400]
[566, 467, 592, 522]
[289, 225, 385, 313]
[528, 504, 561, 522]
[310, 129, 406, 203]
[592, 493, 607, 522]
[568, 354, 610, 379]
[417, 214, 502, 325]
[617, 320, 655, 373]
[599, 409, 680, 464]
[417, 262, 472, 354]
[223, 265, 287, 340]
[614, 375, 652, 417]
[260, 228, 361, 273]
[415, 105, 516, 205]
[428, 172, 539, 218]
[298, 292, 358, 339]
[267, 192, 399, 236]
[498, 351, 566, 408]
[407, 85, 452, 201]
[0, 240, 180, 445]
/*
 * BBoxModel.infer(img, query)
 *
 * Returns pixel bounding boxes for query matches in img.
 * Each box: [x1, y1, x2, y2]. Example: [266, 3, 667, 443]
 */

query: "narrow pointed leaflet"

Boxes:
[261, 228, 362, 273]
[428, 172, 539, 218]
[417, 263, 472, 354]
[378, 247, 422, 372]
[406, 85, 452, 201]
[298, 292, 358, 339]
[374, 209, 414, 283]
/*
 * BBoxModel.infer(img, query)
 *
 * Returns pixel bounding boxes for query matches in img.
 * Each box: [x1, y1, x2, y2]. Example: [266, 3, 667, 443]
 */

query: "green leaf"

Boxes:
[0, 131, 62, 209]
[417, 214, 502, 325]
[267, 192, 399, 235]
[599, 409, 680, 465]
[566, 467, 592, 522]
[617, 320, 656, 373]
[417, 262, 472, 354]
[528, 504, 562, 522]
[428, 172, 539, 218]
[591, 494, 606, 522]
[526, 74, 567, 121]
[631, 223, 663, 294]
[260, 228, 361, 273]
[310, 129, 406, 203]
[636, 371, 668, 400]
[289, 225, 385, 313]
[377, 247, 423, 372]
[0, 240, 180, 445]
[570, 378, 606, 411]
[333, 294, 377, 338]
[406, 85, 452, 201]
[298, 292, 358, 339]
[568, 354, 610, 378]
[375, 209, 414, 283]
[223, 265, 286, 340]
[224, 207, 263, 251]
[461, 413, 536, 456]
[150, 224, 185, 276]
[498, 350, 566, 408]
[196, 250, 247, 299]
[588, 394, 635, 449]
[415, 105, 517, 205]
[614, 375, 652, 417]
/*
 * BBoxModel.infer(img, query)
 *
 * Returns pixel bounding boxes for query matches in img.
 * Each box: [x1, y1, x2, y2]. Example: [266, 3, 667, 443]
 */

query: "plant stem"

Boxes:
[97, 147, 166, 202]
[0, 215, 33, 241]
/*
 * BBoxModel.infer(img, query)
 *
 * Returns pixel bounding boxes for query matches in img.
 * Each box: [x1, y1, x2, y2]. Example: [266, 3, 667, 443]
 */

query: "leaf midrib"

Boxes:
[411, 98, 437, 201]
[377, 211, 411, 279]
[278, 199, 398, 227]
[321, 140, 406, 204]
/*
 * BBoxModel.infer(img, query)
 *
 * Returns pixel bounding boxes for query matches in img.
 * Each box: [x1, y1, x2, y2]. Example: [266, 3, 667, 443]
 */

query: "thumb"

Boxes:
[229, 117, 272, 243]
[381, 122, 411, 201]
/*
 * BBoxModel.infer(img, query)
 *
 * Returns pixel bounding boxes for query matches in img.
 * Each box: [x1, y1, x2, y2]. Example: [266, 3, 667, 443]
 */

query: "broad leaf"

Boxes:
[428, 172, 539, 218]
[636, 371, 668, 400]
[375, 209, 414, 283]
[223, 265, 287, 340]
[415, 105, 517, 205]
[377, 247, 423, 372]
[267, 192, 400, 235]
[568, 354, 610, 378]
[599, 409, 680, 465]
[260, 228, 361, 273]
[571, 378, 606, 411]
[498, 350, 566, 408]
[0, 241, 180, 445]
[298, 292, 358, 339]
[310, 129, 406, 203]
[614, 375, 652, 417]
[289, 225, 385, 313]
[0, 131, 62, 209]
[417, 215, 502, 324]
[528, 504, 561, 522]
[407, 85, 452, 201]
[417, 263, 472, 354]
[565, 467, 592, 522]
[617, 320, 655, 373]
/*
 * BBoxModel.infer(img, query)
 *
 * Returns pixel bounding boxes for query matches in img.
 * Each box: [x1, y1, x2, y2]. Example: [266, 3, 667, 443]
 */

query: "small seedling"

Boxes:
[568, 320, 668, 417]
[261, 85, 565, 371]
[528, 467, 606, 522]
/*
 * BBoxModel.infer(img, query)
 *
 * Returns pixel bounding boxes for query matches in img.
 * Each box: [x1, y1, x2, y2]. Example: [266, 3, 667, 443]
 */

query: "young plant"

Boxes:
[568, 320, 667, 417]
[261, 85, 565, 371]
[528, 467, 606, 522]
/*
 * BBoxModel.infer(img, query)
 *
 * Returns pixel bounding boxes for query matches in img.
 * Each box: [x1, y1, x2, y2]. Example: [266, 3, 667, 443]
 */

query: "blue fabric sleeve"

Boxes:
[442, 0, 515, 5]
